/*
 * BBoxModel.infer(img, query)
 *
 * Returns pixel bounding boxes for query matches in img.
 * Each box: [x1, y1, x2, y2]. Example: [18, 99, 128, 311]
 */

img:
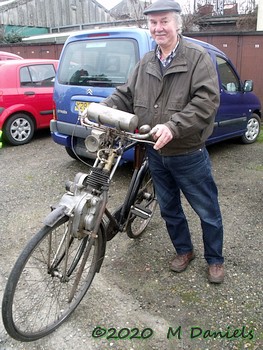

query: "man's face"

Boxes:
[148, 12, 178, 50]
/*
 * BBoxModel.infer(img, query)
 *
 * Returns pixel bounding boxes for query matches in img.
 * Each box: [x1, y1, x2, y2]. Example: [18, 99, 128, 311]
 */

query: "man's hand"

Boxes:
[151, 124, 173, 150]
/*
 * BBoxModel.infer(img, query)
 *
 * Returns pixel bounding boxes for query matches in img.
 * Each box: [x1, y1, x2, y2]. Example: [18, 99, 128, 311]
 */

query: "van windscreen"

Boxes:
[58, 38, 139, 87]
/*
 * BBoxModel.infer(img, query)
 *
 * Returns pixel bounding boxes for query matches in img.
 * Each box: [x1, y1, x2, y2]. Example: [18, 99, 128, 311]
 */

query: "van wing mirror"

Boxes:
[243, 80, 253, 92]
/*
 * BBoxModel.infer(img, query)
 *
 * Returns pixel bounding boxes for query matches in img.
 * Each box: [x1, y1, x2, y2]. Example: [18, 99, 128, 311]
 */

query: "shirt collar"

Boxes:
[156, 38, 180, 67]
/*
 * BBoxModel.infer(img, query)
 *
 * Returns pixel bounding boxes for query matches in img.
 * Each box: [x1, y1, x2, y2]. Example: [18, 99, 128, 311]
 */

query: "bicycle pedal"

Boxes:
[130, 205, 152, 219]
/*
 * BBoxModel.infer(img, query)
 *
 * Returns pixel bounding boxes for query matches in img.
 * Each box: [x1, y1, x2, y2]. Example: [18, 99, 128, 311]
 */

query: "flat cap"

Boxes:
[143, 0, 182, 15]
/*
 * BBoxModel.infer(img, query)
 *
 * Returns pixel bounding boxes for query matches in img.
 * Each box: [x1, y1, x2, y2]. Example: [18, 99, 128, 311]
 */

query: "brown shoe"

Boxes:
[208, 264, 225, 283]
[170, 252, 195, 272]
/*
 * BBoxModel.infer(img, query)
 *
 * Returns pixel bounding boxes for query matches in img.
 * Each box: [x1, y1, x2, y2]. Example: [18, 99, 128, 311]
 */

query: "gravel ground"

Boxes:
[0, 130, 262, 350]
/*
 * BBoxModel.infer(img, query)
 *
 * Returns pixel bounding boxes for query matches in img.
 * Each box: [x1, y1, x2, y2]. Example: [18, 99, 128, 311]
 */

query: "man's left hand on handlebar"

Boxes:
[151, 124, 173, 150]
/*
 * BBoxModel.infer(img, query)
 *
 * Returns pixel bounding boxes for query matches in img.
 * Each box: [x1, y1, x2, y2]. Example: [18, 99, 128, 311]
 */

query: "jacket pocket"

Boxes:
[133, 100, 152, 125]
[134, 99, 148, 108]
[167, 101, 184, 112]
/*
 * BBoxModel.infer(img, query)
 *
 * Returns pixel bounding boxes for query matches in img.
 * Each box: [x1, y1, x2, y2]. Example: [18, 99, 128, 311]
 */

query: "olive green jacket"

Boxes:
[103, 36, 220, 156]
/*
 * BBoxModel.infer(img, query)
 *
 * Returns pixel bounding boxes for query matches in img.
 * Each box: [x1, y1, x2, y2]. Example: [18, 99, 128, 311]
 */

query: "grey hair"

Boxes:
[173, 12, 183, 34]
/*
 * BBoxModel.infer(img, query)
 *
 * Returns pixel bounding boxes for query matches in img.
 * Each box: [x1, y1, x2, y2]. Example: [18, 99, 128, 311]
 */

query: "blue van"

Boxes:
[51, 27, 261, 161]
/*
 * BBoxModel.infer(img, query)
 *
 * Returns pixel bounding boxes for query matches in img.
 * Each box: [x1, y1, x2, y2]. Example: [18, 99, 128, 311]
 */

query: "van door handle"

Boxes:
[24, 91, 35, 96]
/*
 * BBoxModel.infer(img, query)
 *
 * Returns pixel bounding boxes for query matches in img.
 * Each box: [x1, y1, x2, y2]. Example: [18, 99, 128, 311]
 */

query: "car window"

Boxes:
[216, 56, 240, 92]
[58, 38, 139, 87]
[20, 64, 56, 87]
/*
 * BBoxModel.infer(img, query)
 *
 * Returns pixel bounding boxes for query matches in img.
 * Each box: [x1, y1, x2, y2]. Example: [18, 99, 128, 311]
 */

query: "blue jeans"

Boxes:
[146, 146, 224, 265]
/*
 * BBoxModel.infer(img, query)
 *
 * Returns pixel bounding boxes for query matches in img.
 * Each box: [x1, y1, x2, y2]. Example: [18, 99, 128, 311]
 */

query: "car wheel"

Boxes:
[4, 113, 35, 145]
[241, 114, 261, 144]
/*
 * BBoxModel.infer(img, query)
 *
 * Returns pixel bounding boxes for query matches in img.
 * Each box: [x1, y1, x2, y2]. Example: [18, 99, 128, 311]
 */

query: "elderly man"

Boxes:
[102, 0, 225, 283]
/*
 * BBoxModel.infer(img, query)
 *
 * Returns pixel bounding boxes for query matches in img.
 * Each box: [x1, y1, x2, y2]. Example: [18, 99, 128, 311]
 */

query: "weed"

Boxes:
[257, 127, 263, 143]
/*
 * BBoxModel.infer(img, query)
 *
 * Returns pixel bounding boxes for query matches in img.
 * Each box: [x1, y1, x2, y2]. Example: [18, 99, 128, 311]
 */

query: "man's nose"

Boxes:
[155, 22, 164, 32]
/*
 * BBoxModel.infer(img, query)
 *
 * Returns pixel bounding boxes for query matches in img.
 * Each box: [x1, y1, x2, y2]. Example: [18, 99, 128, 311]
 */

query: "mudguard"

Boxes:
[43, 205, 107, 273]
[43, 205, 67, 227]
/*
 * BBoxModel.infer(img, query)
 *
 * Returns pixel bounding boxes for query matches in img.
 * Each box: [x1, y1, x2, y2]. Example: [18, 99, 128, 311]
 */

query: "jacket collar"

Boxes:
[146, 36, 188, 78]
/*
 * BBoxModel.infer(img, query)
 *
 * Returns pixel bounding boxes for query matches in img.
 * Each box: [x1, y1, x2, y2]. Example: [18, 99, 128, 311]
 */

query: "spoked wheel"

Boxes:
[2, 216, 104, 342]
[126, 169, 157, 238]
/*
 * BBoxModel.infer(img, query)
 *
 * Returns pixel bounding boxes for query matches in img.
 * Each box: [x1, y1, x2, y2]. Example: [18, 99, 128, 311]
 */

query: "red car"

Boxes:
[0, 59, 58, 145]
[0, 51, 23, 60]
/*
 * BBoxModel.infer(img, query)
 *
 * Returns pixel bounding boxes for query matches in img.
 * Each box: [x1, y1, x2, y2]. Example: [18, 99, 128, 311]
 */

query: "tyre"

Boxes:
[65, 146, 94, 164]
[2, 216, 103, 341]
[3, 113, 34, 145]
[65, 146, 79, 160]
[126, 169, 157, 238]
[241, 114, 261, 144]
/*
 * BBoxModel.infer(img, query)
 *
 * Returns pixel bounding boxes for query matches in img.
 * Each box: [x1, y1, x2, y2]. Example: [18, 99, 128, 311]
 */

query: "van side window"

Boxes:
[20, 65, 56, 87]
[216, 56, 240, 92]
[58, 39, 139, 87]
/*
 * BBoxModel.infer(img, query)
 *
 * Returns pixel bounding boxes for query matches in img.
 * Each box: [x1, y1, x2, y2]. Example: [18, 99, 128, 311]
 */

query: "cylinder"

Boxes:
[86, 103, 138, 132]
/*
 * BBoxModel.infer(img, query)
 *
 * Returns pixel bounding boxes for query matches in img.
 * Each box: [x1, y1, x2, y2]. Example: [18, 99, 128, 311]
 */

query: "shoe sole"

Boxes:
[208, 276, 224, 284]
[170, 255, 195, 273]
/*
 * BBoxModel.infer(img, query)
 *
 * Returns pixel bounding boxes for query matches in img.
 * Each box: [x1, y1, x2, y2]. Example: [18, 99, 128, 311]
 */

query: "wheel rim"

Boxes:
[10, 117, 32, 142]
[245, 117, 260, 141]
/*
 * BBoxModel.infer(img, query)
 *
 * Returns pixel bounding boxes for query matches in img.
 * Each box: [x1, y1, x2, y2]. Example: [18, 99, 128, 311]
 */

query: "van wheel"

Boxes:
[65, 146, 79, 160]
[241, 114, 261, 144]
[4, 113, 35, 145]
[65, 146, 94, 165]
